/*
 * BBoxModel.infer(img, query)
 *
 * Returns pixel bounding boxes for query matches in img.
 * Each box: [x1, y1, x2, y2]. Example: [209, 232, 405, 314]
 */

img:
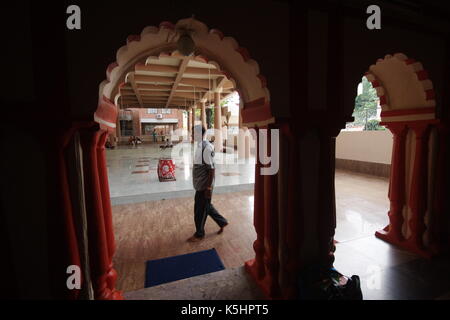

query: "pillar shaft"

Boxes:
[375, 121, 441, 258]
[262, 126, 281, 298]
[191, 106, 196, 141]
[379, 124, 408, 242]
[214, 92, 223, 152]
[200, 101, 207, 129]
[245, 128, 266, 282]
[317, 131, 338, 269]
[430, 124, 449, 253]
[187, 108, 192, 142]
[80, 129, 112, 300]
[58, 130, 82, 300]
[96, 132, 122, 299]
[80, 129, 121, 300]
[408, 123, 430, 250]
[282, 124, 302, 299]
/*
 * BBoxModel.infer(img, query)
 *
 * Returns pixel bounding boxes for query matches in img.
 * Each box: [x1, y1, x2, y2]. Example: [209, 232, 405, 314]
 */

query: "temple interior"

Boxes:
[2, 0, 450, 301]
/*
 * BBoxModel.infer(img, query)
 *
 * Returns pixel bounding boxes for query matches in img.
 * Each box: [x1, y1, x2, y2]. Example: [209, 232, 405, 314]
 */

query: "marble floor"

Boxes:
[106, 143, 255, 205]
[333, 171, 450, 300]
[112, 168, 450, 300]
[124, 266, 265, 300]
[334, 169, 390, 243]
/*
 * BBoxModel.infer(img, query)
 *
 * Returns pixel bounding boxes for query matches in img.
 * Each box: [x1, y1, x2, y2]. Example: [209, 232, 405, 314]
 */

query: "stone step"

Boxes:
[124, 266, 265, 300]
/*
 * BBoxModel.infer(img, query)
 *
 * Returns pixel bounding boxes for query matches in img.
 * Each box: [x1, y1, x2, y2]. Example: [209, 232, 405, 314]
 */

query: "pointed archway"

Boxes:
[81, 18, 276, 299]
[361, 53, 447, 257]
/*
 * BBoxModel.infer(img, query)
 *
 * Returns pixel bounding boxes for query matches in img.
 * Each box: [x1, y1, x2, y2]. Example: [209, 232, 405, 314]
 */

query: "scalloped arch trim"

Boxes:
[364, 53, 436, 123]
[96, 18, 272, 128]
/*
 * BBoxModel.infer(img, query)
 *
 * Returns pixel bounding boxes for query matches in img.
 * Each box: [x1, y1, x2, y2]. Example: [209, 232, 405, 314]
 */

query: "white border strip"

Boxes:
[94, 113, 116, 128]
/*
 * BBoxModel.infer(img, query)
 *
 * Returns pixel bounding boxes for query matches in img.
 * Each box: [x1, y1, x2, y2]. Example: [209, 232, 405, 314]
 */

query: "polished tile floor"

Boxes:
[106, 143, 255, 203]
[334, 170, 450, 300]
[111, 164, 450, 299]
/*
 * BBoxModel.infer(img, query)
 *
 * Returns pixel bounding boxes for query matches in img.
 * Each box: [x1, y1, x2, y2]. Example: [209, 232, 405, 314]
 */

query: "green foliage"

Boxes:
[365, 119, 385, 131]
[353, 77, 379, 129]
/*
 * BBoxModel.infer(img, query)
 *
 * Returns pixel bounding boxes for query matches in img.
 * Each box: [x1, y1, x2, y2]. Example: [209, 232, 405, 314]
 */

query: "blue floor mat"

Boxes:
[144, 248, 225, 287]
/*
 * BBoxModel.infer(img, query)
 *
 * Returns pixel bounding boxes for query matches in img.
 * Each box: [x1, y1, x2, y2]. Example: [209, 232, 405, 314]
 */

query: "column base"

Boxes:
[97, 289, 124, 300]
[111, 290, 124, 300]
[375, 228, 434, 259]
[244, 259, 276, 300]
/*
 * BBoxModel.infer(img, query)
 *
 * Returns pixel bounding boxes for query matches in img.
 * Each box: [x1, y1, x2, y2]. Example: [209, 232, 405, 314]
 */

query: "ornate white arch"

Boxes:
[96, 18, 273, 129]
[364, 53, 436, 124]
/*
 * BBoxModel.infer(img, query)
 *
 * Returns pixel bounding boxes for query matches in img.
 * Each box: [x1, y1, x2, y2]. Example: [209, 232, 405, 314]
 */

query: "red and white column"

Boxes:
[57, 128, 82, 299]
[245, 127, 266, 283]
[407, 123, 430, 252]
[246, 122, 302, 299]
[97, 131, 122, 299]
[375, 119, 447, 258]
[262, 125, 281, 298]
[279, 122, 302, 299]
[376, 123, 408, 243]
[80, 128, 123, 300]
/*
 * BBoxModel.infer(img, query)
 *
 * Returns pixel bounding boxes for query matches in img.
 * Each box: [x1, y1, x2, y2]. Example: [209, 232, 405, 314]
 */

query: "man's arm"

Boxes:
[204, 144, 215, 199]
[204, 168, 214, 198]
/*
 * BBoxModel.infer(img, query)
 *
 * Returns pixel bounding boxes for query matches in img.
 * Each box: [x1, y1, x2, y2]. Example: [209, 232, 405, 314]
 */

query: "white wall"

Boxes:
[336, 130, 393, 164]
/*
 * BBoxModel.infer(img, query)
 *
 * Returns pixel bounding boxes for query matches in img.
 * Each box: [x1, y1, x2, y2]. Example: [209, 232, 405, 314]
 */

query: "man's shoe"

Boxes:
[217, 223, 229, 234]
[187, 234, 204, 242]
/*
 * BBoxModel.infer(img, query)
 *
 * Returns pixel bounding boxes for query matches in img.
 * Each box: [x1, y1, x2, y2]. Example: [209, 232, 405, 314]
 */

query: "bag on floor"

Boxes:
[298, 267, 363, 300]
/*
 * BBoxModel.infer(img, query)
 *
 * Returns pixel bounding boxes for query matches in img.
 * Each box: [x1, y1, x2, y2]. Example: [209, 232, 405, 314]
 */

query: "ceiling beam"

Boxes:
[215, 76, 228, 91]
[197, 76, 230, 106]
[136, 64, 222, 76]
[121, 101, 185, 106]
[135, 64, 223, 76]
[175, 87, 208, 93]
[140, 101, 172, 105]
[120, 96, 136, 102]
[172, 92, 202, 100]
[178, 78, 212, 89]
[139, 91, 170, 97]
[139, 101, 187, 106]
[120, 91, 138, 96]
[165, 57, 191, 108]
[134, 75, 175, 84]
[141, 96, 186, 101]
[121, 60, 235, 110]
[135, 84, 231, 94]
[137, 84, 173, 91]
[184, 67, 222, 76]
[135, 64, 179, 73]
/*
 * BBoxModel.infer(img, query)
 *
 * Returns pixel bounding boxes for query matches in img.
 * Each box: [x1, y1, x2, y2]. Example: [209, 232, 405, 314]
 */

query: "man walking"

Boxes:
[188, 125, 228, 242]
